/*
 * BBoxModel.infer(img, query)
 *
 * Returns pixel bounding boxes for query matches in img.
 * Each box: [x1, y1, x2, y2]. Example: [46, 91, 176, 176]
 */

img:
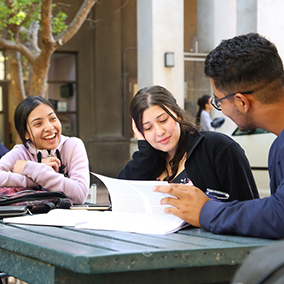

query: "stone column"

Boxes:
[237, 0, 257, 35]
[197, 0, 237, 133]
[137, 0, 184, 107]
[197, 0, 237, 53]
[257, 0, 284, 60]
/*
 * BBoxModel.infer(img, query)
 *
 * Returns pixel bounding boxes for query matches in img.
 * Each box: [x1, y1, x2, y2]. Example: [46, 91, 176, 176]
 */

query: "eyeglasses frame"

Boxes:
[211, 90, 253, 111]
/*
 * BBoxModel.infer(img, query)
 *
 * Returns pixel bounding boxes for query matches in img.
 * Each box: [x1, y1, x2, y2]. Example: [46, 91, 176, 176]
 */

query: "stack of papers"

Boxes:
[4, 173, 189, 235]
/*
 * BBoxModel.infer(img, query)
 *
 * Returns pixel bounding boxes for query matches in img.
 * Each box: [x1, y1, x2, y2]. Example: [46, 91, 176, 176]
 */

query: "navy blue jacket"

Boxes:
[0, 144, 8, 158]
[117, 131, 258, 202]
[200, 129, 284, 239]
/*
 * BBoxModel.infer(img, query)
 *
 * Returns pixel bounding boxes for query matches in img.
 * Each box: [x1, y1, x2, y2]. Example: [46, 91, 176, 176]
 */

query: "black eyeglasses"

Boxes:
[211, 90, 253, 111]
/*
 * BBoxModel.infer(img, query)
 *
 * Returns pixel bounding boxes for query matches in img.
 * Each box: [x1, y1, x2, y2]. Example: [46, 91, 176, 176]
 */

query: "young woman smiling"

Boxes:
[117, 85, 259, 202]
[0, 96, 89, 204]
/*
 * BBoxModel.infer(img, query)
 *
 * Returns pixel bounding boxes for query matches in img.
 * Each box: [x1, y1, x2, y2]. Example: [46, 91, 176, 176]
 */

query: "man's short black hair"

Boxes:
[204, 33, 284, 103]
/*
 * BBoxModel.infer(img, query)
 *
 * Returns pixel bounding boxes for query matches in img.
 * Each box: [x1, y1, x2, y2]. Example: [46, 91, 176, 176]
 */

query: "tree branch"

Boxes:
[54, 0, 97, 45]
[41, 0, 55, 46]
[22, 22, 41, 55]
[0, 38, 37, 64]
[6, 49, 26, 100]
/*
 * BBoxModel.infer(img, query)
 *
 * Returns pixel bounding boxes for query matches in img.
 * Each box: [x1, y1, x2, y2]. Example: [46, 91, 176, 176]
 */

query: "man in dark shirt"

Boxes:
[154, 33, 284, 239]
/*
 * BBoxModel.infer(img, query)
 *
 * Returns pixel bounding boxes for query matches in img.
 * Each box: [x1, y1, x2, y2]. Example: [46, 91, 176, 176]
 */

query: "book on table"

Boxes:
[3, 173, 189, 235]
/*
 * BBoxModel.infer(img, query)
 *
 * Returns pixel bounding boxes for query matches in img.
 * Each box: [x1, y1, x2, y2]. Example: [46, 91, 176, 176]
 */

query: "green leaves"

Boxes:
[9, 11, 26, 25]
[0, 3, 10, 29]
[52, 11, 68, 35]
[0, 0, 68, 35]
[1, 0, 39, 25]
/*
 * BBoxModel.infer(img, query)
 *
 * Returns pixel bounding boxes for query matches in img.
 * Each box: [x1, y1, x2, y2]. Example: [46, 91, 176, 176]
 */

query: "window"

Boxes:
[232, 128, 270, 136]
[184, 52, 211, 118]
[47, 52, 77, 136]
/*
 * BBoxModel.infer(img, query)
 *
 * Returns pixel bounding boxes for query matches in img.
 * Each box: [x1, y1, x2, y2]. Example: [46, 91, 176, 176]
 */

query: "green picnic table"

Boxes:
[0, 222, 275, 284]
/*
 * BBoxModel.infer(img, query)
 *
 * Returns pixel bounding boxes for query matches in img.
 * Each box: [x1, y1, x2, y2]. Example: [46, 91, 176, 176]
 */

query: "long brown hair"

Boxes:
[130, 85, 197, 181]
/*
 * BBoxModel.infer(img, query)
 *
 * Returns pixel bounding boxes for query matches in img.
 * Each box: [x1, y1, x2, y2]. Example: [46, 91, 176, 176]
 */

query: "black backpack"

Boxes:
[0, 187, 73, 215]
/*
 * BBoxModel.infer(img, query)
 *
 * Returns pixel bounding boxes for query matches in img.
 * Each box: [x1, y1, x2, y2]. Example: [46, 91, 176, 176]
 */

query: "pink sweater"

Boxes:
[0, 135, 89, 204]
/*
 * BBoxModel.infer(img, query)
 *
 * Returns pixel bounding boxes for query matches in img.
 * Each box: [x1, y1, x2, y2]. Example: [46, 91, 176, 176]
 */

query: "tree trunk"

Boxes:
[30, 51, 53, 98]
[6, 50, 26, 107]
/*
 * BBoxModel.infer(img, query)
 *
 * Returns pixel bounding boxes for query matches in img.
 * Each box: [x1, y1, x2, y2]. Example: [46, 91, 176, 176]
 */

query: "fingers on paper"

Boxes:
[153, 184, 195, 197]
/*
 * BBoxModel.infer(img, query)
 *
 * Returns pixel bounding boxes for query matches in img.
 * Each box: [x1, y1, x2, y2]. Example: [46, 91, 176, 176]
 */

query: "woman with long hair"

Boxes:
[0, 96, 89, 204]
[118, 85, 258, 202]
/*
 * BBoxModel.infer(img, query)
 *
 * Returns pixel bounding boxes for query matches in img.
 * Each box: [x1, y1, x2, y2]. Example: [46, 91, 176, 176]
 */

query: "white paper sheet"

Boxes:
[3, 173, 188, 234]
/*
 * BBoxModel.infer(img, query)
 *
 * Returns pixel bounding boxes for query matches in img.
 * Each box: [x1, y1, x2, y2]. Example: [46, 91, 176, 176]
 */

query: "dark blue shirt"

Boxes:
[200, 128, 284, 239]
[0, 144, 8, 158]
[269, 129, 284, 194]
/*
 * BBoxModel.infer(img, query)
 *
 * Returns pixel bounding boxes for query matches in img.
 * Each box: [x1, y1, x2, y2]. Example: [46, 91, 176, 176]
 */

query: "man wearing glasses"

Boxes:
[154, 33, 284, 239]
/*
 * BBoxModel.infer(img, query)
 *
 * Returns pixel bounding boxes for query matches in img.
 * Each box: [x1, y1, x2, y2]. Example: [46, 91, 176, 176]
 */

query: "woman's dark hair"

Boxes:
[196, 94, 211, 126]
[130, 85, 197, 181]
[14, 96, 56, 148]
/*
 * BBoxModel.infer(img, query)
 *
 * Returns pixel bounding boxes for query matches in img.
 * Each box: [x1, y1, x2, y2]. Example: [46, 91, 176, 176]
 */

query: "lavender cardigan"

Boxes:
[0, 135, 89, 204]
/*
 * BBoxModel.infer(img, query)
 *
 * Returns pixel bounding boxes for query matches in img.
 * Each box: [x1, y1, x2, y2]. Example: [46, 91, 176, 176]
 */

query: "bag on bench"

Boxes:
[231, 240, 284, 284]
[0, 187, 73, 215]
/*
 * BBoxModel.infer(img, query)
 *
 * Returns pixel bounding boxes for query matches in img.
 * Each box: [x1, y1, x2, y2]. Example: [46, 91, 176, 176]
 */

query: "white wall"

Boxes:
[137, 0, 184, 107]
[237, 0, 257, 35]
[257, 0, 284, 61]
[198, 0, 238, 134]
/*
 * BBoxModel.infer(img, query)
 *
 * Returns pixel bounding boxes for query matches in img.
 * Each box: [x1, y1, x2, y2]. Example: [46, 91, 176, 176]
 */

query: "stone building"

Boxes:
[0, 0, 283, 178]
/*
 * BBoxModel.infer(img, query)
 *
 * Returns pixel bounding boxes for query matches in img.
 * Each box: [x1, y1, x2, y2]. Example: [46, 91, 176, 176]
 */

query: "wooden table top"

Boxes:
[0, 222, 276, 284]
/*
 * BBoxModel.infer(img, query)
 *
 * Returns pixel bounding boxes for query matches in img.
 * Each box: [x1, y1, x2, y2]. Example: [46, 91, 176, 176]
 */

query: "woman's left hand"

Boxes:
[132, 119, 145, 140]
[42, 156, 61, 172]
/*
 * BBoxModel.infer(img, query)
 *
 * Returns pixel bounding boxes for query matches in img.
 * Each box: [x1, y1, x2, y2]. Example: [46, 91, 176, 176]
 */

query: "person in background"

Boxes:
[0, 143, 8, 158]
[196, 94, 215, 131]
[0, 96, 89, 204]
[117, 85, 258, 203]
[153, 33, 284, 239]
